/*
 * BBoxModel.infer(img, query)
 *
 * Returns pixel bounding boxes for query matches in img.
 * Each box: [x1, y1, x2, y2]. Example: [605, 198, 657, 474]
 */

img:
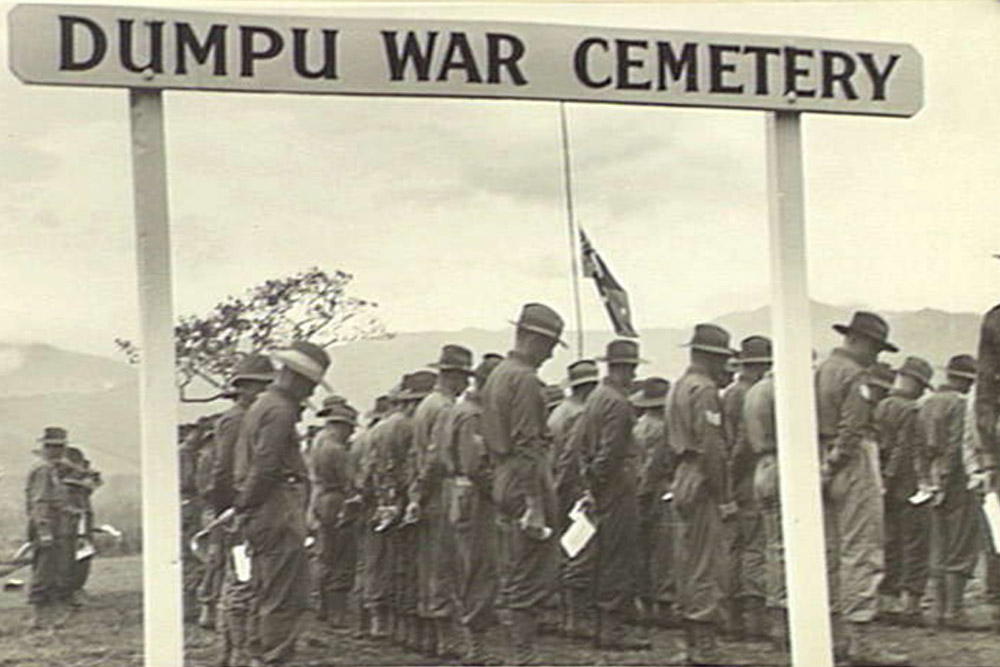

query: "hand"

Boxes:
[519, 497, 552, 541]
[37, 531, 54, 548]
[403, 500, 421, 525]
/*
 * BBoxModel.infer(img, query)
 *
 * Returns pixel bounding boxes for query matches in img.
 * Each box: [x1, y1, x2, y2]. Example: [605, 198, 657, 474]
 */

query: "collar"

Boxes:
[507, 349, 539, 370]
[602, 375, 629, 396]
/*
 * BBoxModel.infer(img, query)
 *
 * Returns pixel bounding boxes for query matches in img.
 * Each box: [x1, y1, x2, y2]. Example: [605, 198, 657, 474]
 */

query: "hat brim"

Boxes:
[596, 356, 648, 365]
[37, 438, 67, 446]
[567, 376, 599, 388]
[509, 321, 569, 348]
[231, 373, 275, 385]
[428, 362, 475, 374]
[946, 370, 977, 381]
[325, 416, 358, 426]
[268, 350, 333, 390]
[631, 396, 666, 409]
[898, 369, 933, 388]
[739, 357, 773, 365]
[869, 380, 894, 390]
[681, 343, 737, 357]
[831, 324, 899, 353]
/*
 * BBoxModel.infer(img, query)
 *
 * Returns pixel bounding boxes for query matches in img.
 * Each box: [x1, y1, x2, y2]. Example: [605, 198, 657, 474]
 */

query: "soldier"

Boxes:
[549, 359, 599, 639]
[720, 336, 772, 640]
[922, 354, 983, 629]
[632, 377, 670, 627]
[232, 341, 331, 666]
[577, 339, 652, 650]
[482, 303, 565, 665]
[310, 397, 362, 628]
[816, 311, 907, 666]
[180, 416, 212, 622]
[665, 324, 736, 664]
[195, 420, 225, 630]
[442, 352, 503, 664]
[210, 353, 275, 667]
[60, 446, 102, 606]
[26, 426, 75, 630]
[408, 345, 475, 659]
[874, 356, 932, 626]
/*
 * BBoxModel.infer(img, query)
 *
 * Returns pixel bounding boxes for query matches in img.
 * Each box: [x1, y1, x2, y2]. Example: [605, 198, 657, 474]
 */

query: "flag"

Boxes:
[579, 229, 638, 338]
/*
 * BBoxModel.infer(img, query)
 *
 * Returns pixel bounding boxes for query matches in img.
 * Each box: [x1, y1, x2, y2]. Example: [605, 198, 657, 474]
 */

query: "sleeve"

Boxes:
[640, 423, 673, 497]
[903, 404, 929, 485]
[692, 384, 730, 502]
[509, 373, 551, 459]
[209, 412, 240, 510]
[455, 409, 491, 491]
[976, 309, 1000, 469]
[587, 395, 631, 495]
[236, 405, 297, 510]
[26, 467, 56, 530]
[945, 397, 967, 468]
[833, 370, 872, 460]
[414, 404, 451, 504]
[721, 386, 741, 455]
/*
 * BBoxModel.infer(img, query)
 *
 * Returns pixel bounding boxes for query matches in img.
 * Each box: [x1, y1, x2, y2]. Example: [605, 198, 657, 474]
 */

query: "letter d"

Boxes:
[59, 15, 108, 71]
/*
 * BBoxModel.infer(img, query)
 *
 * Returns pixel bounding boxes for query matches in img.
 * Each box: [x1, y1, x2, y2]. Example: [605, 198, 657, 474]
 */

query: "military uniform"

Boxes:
[180, 426, 207, 621]
[639, 406, 678, 619]
[233, 386, 311, 665]
[196, 433, 226, 629]
[634, 409, 667, 614]
[26, 449, 74, 616]
[60, 455, 99, 599]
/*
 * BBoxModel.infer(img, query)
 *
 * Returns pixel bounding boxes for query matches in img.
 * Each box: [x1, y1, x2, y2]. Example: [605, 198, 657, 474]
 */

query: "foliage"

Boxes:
[116, 268, 389, 400]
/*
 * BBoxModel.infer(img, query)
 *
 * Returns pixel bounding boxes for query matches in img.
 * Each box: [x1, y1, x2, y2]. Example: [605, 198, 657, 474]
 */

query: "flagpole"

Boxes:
[558, 101, 585, 359]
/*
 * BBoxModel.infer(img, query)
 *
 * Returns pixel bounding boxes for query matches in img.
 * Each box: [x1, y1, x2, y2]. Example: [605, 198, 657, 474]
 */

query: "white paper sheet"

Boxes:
[984, 491, 1000, 554]
[232, 543, 252, 582]
[560, 511, 596, 559]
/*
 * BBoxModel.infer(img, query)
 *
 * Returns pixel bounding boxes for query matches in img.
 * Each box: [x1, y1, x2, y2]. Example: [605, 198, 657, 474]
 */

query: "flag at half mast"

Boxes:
[580, 229, 638, 338]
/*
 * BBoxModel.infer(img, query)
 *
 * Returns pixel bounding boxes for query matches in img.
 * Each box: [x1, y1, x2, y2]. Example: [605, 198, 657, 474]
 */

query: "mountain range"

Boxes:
[0, 301, 986, 546]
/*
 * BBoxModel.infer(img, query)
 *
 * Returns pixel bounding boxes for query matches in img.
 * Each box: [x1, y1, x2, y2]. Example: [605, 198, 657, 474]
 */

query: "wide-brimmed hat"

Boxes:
[682, 324, 737, 357]
[428, 344, 475, 374]
[738, 336, 773, 365]
[322, 402, 358, 426]
[832, 311, 898, 353]
[475, 353, 504, 381]
[945, 354, 977, 380]
[509, 303, 568, 348]
[597, 339, 648, 365]
[897, 356, 933, 388]
[316, 394, 349, 418]
[399, 370, 437, 401]
[37, 426, 68, 447]
[869, 362, 897, 390]
[543, 384, 565, 409]
[565, 359, 599, 388]
[268, 341, 332, 388]
[631, 377, 671, 409]
[231, 353, 277, 386]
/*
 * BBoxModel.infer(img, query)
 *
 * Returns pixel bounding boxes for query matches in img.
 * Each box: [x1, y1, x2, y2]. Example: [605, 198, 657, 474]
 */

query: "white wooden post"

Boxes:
[128, 88, 183, 667]
[766, 110, 834, 667]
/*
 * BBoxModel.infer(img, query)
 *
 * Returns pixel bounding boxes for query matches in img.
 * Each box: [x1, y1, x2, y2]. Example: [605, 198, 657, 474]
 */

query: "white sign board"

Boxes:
[8, 3, 923, 116]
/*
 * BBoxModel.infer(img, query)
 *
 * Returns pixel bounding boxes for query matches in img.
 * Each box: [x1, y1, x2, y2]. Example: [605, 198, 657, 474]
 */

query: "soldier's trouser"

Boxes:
[29, 536, 73, 606]
[824, 443, 885, 623]
[760, 504, 787, 610]
[220, 535, 259, 662]
[197, 510, 227, 610]
[930, 490, 982, 579]
[245, 484, 309, 665]
[882, 494, 930, 596]
[594, 476, 640, 615]
[181, 500, 204, 616]
[362, 528, 393, 611]
[561, 532, 596, 598]
[416, 493, 456, 620]
[649, 500, 677, 605]
[452, 485, 499, 632]
[736, 507, 766, 601]
[673, 461, 726, 625]
[318, 521, 358, 598]
[493, 454, 559, 613]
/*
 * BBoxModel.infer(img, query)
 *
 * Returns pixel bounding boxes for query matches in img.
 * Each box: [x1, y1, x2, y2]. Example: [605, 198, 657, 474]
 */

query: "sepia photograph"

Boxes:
[3, 1, 1000, 666]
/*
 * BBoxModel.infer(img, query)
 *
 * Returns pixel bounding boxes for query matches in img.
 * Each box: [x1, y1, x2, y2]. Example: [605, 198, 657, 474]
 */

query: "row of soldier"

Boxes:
[180, 303, 1000, 667]
[24, 426, 103, 630]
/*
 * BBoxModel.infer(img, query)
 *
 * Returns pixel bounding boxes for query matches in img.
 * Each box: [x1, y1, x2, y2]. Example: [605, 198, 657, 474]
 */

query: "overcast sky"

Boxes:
[3, 0, 999, 358]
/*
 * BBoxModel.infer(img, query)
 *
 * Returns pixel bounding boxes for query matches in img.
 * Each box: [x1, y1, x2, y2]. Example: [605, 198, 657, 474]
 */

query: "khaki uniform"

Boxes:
[550, 399, 594, 597]
[61, 461, 98, 595]
[26, 455, 74, 607]
[310, 427, 359, 613]
[233, 387, 310, 666]
[634, 412, 666, 606]
[196, 440, 226, 622]
[578, 379, 640, 617]
[665, 363, 729, 627]
[639, 410, 678, 609]
[180, 432, 205, 618]
[815, 348, 885, 625]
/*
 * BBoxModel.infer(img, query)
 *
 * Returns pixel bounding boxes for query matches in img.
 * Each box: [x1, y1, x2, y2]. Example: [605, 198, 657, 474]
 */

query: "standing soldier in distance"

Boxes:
[442, 352, 503, 664]
[60, 446, 102, 606]
[549, 359, 600, 640]
[665, 324, 736, 665]
[482, 303, 565, 666]
[874, 356, 932, 626]
[409, 345, 475, 659]
[209, 353, 274, 667]
[922, 354, 983, 630]
[578, 339, 652, 651]
[720, 336, 772, 641]
[632, 377, 670, 628]
[815, 311, 907, 666]
[232, 341, 331, 666]
[310, 397, 362, 628]
[26, 427, 75, 631]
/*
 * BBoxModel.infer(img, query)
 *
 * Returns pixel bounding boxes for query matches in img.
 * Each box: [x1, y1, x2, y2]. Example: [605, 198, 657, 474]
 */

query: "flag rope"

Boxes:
[558, 101, 585, 359]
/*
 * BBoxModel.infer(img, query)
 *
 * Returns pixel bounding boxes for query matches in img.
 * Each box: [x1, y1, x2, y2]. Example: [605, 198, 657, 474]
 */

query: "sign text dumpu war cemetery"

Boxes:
[9, 4, 922, 116]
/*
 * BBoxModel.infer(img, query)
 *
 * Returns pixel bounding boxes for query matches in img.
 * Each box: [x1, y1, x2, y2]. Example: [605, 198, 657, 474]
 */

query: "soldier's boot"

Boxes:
[688, 621, 721, 666]
[355, 604, 370, 639]
[370, 606, 390, 640]
[508, 609, 539, 666]
[930, 576, 947, 627]
[327, 592, 347, 629]
[596, 610, 652, 651]
[878, 593, 901, 624]
[435, 617, 462, 660]
[51, 601, 73, 629]
[846, 621, 910, 667]
[198, 603, 217, 630]
[563, 589, 592, 640]
[899, 589, 924, 627]
[743, 597, 769, 640]
[725, 597, 746, 640]
[665, 620, 698, 663]
[944, 572, 989, 631]
[316, 591, 329, 624]
[830, 615, 852, 667]
[770, 608, 789, 661]
[403, 615, 420, 651]
[29, 604, 50, 632]
[417, 618, 437, 656]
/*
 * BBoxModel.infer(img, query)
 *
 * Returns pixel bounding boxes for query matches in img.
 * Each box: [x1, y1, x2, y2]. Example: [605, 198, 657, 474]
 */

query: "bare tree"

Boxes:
[116, 267, 390, 401]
